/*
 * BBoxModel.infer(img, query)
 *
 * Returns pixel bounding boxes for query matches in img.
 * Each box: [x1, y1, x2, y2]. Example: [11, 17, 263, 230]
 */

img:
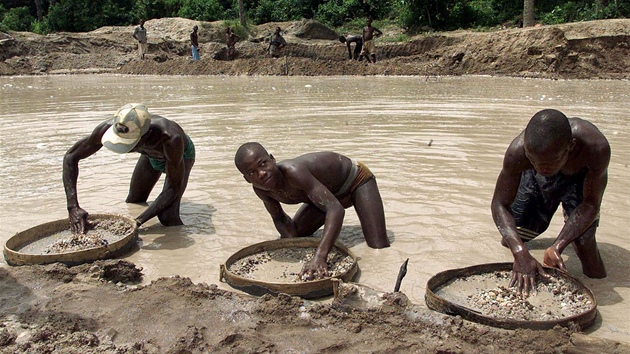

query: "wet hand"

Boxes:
[510, 255, 550, 297]
[299, 257, 330, 281]
[543, 246, 567, 273]
[68, 207, 93, 235]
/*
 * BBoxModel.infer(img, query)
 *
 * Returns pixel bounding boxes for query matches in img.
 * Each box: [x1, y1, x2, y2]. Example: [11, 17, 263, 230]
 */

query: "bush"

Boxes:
[1, 6, 35, 32]
[249, 0, 307, 24]
[315, 0, 365, 27]
[30, 19, 50, 34]
[224, 18, 255, 39]
[178, 0, 224, 21]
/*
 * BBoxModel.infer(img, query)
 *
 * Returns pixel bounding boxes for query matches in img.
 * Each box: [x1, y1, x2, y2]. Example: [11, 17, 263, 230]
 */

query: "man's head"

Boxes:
[366, 17, 372, 25]
[225, 27, 230, 34]
[193, 25, 198, 32]
[524, 109, 575, 176]
[235, 142, 278, 189]
[275, 27, 281, 34]
[339, 35, 346, 43]
[101, 103, 151, 153]
[139, 19, 145, 26]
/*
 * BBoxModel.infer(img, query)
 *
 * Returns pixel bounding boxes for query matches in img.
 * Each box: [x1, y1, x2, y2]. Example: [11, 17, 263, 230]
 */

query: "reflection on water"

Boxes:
[1, 75, 628, 342]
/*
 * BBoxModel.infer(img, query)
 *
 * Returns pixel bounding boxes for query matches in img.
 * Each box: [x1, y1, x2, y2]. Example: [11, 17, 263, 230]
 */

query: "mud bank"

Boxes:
[1, 18, 629, 79]
[1, 260, 629, 353]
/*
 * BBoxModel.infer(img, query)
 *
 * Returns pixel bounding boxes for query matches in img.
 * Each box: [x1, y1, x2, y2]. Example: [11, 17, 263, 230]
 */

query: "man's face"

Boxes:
[238, 149, 279, 190]
[524, 143, 571, 177]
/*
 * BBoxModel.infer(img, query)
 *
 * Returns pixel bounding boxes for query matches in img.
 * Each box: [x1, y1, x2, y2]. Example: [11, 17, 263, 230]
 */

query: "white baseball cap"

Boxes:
[101, 103, 151, 153]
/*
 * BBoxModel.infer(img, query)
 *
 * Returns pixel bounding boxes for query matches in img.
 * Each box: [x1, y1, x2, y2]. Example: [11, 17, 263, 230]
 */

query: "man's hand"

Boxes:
[299, 255, 330, 281]
[510, 251, 550, 297]
[68, 207, 93, 235]
[543, 246, 568, 273]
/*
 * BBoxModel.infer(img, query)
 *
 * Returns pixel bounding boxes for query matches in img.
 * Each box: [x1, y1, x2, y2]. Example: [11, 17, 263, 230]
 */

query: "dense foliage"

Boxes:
[1, 0, 628, 34]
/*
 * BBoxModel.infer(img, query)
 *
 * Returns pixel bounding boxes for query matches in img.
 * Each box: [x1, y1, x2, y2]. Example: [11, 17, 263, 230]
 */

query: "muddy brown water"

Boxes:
[0, 75, 628, 343]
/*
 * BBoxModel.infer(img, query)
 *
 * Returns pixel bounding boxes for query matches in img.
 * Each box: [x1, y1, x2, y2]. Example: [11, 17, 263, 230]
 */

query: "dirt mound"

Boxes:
[292, 19, 340, 40]
[0, 18, 629, 78]
[1, 260, 628, 353]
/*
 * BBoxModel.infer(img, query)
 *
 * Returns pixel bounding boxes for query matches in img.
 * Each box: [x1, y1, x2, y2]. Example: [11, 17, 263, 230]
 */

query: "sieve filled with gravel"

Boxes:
[4, 214, 138, 266]
[440, 271, 593, 321]
[220, 237, 359, 299]
[18, 218, 135, 255]
[227, 247, 354, 283]
[426, 263, 597, 330]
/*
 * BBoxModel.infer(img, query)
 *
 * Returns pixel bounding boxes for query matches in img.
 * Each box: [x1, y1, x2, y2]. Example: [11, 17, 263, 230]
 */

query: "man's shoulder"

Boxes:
[150, 115, 183, 132]
[502, 133, 528, 168]
[570, 118, 609, 146]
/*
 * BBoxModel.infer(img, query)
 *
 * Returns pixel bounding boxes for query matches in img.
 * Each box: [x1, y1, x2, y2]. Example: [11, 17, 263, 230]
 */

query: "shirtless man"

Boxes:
[235, 143, 390, 280]
[491, 109, 609, 296]
[63, 103, 195, 233]
[359, 17, 382, 63]
[225, 27, 240, 60]
[339, 34, 363, 60]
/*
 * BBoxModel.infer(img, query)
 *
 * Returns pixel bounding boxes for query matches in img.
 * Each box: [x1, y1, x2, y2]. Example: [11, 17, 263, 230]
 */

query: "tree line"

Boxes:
[1, 0, 628, 34]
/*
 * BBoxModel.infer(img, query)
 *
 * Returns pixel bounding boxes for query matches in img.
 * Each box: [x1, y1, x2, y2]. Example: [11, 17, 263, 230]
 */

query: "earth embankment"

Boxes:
[1, 18, 628, 78]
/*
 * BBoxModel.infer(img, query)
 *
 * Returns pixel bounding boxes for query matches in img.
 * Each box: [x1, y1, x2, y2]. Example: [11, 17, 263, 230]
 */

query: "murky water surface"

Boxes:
[1, 75, 628, 342]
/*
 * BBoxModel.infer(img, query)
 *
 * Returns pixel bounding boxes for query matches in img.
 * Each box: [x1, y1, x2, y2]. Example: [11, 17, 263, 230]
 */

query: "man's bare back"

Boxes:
[235, 143, 389, 280]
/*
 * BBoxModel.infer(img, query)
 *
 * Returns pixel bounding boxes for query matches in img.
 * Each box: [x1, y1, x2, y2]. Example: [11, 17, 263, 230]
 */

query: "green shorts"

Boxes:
[148, 135, 195, 172]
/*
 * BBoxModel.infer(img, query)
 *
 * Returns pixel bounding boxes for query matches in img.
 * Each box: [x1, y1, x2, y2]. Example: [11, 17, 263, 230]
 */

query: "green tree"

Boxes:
[316, 0, 365, 27]
[178, 0, 224, 21]
[523, 0, 535, 26]
[132, 0, 183, 22]
[2, 6, 35, 31]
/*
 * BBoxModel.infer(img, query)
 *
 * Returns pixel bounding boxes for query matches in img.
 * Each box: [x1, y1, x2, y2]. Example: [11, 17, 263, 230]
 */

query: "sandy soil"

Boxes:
[1, 259, 628, 353]
[1, 18, 629, 79]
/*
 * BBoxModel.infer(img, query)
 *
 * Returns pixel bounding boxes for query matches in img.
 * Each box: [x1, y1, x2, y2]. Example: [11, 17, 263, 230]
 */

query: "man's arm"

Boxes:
[255, 188, 297, 237]
[135, 134, 186, 225]
[346, 42, 352, 59]
[285, 166, 345, 278]
[544, 140, 610, 269]
[63, 121, 109, 233]
[491, 141, 548, 295]
[133, 27, 139, 41]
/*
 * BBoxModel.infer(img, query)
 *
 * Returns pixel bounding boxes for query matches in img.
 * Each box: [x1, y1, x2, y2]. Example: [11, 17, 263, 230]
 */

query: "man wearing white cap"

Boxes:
[63, 103, 195, 234]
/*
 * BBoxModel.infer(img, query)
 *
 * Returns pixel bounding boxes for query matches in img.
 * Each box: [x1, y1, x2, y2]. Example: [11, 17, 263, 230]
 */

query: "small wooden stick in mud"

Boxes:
[394, 258, 409, 292]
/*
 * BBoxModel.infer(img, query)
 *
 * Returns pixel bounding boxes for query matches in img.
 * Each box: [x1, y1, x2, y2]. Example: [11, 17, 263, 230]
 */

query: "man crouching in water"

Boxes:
[63, 103, 195, 233]
[235, 142, 390, 280]
[491, 109, 608, 296]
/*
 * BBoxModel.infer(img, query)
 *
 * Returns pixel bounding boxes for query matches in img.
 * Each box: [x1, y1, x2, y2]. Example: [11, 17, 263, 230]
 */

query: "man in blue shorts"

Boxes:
[63, 103, 195, 233]
[491, 109, 609, 296]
